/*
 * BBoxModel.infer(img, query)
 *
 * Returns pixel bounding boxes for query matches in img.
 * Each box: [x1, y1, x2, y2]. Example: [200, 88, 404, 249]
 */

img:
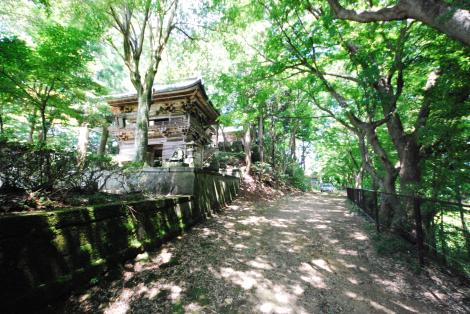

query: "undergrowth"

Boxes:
[346, 200, 421, 273]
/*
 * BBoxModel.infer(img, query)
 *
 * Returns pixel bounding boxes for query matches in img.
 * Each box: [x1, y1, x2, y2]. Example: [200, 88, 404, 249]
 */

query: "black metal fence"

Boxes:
[347, 188, 470, 278]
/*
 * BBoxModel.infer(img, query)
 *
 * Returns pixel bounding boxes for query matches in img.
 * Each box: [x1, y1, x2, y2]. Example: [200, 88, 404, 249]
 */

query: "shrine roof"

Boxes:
[107, 78, 219, 121]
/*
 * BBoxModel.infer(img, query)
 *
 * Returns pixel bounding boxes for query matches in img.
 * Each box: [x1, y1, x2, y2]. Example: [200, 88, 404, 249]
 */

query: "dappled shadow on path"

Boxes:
[56, 193, 469, 313]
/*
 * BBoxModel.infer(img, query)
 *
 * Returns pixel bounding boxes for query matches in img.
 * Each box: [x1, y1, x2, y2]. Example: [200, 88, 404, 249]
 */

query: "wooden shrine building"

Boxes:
[108, 78, 219, 167]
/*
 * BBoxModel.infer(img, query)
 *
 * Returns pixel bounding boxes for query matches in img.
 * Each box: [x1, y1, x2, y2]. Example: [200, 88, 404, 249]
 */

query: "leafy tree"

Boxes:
[0, 24, 101, 144]
[77, 0, 181, 162]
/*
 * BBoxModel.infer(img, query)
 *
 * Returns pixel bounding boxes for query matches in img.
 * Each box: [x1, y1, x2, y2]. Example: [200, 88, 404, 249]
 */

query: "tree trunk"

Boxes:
[270, 117, 276, 169]
[258, 114, 264, 163]
[439, 211, 448, 264]
[354, 166, 364, 189]
[348, 141, 364, 189]
[404, 0, 470, 47]
[301, 141, 307, 171]
[456, 181, 470, 258]
[361, 125, 400, 227]
[39, 104, 47, 144]
[397, 136, 421, 195]
[289, 124, 297, 161]
[98, 125, 109, 156]
[27, 109, 37, 144]
[134, 88, 151, 163]
[215, 123, 219, 148]
[77, 123, 89, 166]
[221, 126, 228, 151]
[28, 123, 35, 143]
[37, 103, 51, 189]
[326, 0, 470, 47]
[243, 123, 252, 174]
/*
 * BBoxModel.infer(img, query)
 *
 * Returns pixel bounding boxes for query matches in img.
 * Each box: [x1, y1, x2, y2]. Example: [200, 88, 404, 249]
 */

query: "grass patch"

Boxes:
[186, 286, 210, 306]
[170, 301, 185, 314]
[159, 256, 179, 269]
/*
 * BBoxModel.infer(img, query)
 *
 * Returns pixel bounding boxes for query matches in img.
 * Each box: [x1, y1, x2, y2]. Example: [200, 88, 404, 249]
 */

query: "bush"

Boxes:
[213, 151, 244, 168]
[0, 140, 116, 194]
[251, 162, 273, 183]
[286, 163, 310, 191]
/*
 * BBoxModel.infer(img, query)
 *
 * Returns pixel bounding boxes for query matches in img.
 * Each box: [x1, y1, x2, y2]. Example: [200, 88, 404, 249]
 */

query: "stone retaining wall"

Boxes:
[101, 167, 241, 195]
[0, 172, 239, 312]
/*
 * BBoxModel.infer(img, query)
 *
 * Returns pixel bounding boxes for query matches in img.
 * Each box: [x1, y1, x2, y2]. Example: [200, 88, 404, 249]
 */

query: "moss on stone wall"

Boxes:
[0, 173, 239, 312]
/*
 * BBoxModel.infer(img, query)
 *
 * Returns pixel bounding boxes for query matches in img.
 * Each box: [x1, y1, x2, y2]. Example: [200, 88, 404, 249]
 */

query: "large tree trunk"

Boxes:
[397, 136, 421, 194]
[215, 123, 219, 148]
[354, 165, 364, 189]
[270, 117, 276, 169]
[39, 104, 47, 144]
[27, 109, 37, 144]
[109, 1, 177, 163]
[348, 138, 364, 188]
[384, 70, 440, 195]
[326, 0, 470, 47]
[77, 122, 89, 167]
[221, 126, 228, 151]
[28, 123, 35, 143]
[243, 123, 252, 174]
[134, 87, 151, 163]
[289, 124, 297, 161]
[353, 129, 384, 192]
[385, 110, 422, 195]
[360, 123, 400, 227]
[301, 141, 308, 171]
[98, 125, 109, 156]
[258, 114, 264, 163]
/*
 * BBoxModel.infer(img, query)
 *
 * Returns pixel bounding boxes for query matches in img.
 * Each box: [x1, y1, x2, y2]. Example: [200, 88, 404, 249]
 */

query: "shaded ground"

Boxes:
[56, 193, 469, 313]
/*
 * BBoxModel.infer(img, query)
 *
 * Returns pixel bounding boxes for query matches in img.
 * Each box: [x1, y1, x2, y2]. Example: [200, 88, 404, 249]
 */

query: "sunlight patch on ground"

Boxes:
[311, 258, 334, 273]
[423, 290, 448, 301]
[392, 300, 419, 313]
[234, 243, 249, 250]
[299, 262, 327, 289]
[202, 227, 216, 236]
[238, 215, 270, 225]
[305, 218, 332, 224]
[291, 284, 304, 295]
[224, 221, 236, 229]
[185, 302, 203, 312]
[247, 257, 274, 270]
[154, 248, 173, 264]
[338, 248, 358, 256]
[219, 267, 261, 290]
[351, 231, 368, 240]
[104, 289, 133, 314]
[313, 224, 330, 229]
[372, 276, 401, 293]
[327, 238, 340, 244]
[344, 291, 396, 314]
[255, 283, 308, 314]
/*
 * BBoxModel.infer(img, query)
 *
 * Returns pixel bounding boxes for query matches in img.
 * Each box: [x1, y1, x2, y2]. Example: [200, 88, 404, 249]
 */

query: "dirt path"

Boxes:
[59, 193, 469, 313]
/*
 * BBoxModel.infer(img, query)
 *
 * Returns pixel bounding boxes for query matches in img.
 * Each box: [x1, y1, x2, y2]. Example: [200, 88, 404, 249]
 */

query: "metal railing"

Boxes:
[347, 188, 470, 278]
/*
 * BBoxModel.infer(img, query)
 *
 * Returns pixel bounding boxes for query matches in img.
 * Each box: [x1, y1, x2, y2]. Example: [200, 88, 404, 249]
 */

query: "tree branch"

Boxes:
[326, 0, 408, 22]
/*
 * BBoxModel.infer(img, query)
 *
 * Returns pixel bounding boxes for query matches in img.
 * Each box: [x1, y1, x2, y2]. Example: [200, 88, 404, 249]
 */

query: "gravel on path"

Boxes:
[57, 193, 470, 314]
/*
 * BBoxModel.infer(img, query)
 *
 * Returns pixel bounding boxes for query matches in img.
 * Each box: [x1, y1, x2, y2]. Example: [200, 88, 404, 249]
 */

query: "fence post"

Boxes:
[373, 191, 379, 233]
[413, 197, 425, 266]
